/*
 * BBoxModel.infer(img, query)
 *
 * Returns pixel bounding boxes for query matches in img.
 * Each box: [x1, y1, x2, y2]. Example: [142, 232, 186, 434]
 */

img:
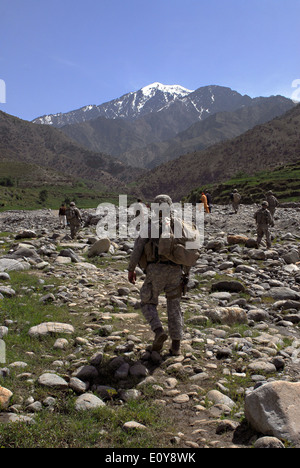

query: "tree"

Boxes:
[39, 189, 48, 203]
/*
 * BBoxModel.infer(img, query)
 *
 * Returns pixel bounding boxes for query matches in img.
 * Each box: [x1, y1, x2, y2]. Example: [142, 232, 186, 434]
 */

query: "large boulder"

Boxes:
[38, 373, 69, 389]
[282, 249, 300, 265]
[0, 386, 13, 409]
[87, 238, 111, 257]
[263, 287, 300, 301]
[0, 258, 30, 272]
[245, 381, 300, 447]
[28, 322, 74, 337]
[211, 280, 246, 293]
[227, 234, 249, 245]
[205, 306, 248, 325]
[75, 393, 105, 411]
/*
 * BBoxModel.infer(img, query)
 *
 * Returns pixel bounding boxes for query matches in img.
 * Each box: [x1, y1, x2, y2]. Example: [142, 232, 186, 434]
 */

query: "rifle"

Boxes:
[181, 273, 190, 297]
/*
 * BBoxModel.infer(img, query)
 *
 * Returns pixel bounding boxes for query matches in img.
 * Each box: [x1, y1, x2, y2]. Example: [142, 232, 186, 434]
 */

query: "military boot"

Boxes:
[169, 340, 181, 356]
[152, 327, 168, 353]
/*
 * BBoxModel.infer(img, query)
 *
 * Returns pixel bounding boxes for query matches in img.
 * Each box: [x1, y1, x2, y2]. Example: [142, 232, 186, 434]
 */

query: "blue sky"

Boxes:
[1, 0, 299, 121]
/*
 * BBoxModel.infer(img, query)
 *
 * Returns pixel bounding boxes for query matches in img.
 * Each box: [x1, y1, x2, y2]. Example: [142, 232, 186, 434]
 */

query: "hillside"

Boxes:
[185, 160, 300, 205]
[122, 96, 295, 169]
[135, 103, 300, 202]
[0, 111, 142, 190]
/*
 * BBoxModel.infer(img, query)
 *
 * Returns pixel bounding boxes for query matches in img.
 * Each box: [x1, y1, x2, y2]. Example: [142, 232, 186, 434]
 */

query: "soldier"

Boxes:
[66, 202, 82, 239]
[231, 189, 241, 213]
[205, 192, 212, 213]
[266, 190, 279, 217]
[58, 203, 67, 228]
[128, 194, 191, 356]
[254, 201, 274, 249]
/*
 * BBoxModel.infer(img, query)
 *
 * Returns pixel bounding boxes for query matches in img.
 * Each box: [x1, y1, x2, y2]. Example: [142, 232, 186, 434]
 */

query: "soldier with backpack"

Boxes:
[254, 201, 274, 249]
[66, 202, 82, 239]
[266, 190, 279, 217]
[230, 189, 241, 213]
[128, 194, 200, 356]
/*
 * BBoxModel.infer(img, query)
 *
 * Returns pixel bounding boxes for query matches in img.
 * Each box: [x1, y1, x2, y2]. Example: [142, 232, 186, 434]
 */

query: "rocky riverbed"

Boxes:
[1, 203, 300, 448]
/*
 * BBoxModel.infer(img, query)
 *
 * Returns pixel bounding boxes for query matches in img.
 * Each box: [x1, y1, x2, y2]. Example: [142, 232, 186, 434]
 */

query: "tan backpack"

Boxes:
[139, 218, 200, 270]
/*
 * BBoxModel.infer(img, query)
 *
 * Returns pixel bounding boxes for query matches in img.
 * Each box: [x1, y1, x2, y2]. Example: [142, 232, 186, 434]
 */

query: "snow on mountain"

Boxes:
[32, 82, 194, 127]
[141, 82, 193, 99]
[32, 82, 255, 130]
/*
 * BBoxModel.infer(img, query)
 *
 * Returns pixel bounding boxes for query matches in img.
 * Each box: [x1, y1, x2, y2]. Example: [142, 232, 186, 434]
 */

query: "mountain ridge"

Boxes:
[32, 83, 253, 128]
[32, 82, 193, 127]
[135, 103, 300, 201]
[59, 93, 295, 169]
[0, 111, 143, 192]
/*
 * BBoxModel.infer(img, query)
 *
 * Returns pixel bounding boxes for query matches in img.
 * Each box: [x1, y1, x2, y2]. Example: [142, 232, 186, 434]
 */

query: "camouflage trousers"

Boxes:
[140, 263, 183, 340]
[70, 221, 80, 239]
[257, 224, 272, 249]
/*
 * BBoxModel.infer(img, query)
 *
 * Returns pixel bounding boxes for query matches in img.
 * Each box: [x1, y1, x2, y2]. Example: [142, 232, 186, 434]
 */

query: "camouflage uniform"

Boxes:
[254, 201, 274, 249]
[67, 202, 82, 239]
[128, 227, 184, 341]
[140, 263, 183, 340]
[266, 191, 279, 217]
[231, 189, 241, 213]
[128, 194, 186, 351]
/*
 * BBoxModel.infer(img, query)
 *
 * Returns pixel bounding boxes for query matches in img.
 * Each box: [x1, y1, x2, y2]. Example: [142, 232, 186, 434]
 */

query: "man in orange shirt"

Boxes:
[201, 192, 209, 213]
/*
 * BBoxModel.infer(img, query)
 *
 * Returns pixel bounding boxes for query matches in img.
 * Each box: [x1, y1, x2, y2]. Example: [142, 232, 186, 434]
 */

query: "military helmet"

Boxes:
[154, 194, 173, 206]
[262, 201, 269, 207]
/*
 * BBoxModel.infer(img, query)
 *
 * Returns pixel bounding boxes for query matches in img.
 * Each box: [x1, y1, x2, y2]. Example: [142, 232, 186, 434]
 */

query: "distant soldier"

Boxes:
[58, 203, 67, 229]
[205, 192, 212, 213]
[66, 202, 82, 239]
[254, 201, 274, 249]
[266, 190, 279, 217]
[230, 189, 241, 213]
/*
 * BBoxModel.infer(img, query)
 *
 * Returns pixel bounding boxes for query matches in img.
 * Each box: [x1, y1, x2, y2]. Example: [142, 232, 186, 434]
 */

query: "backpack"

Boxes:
[139, 218, 200, 270]
[233, 193, 241, 203]
[65, 207, 77, 222]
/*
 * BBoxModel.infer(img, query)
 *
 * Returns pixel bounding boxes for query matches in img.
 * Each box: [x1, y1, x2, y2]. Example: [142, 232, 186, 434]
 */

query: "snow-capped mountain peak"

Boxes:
[32, 82, 195, 127]
[141, 82, 193, 98]
[32, 82, 253, 128]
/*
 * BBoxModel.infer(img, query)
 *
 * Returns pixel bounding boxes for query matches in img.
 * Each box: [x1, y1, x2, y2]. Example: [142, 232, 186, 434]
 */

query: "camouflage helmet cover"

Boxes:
[153, 194, 173, 206]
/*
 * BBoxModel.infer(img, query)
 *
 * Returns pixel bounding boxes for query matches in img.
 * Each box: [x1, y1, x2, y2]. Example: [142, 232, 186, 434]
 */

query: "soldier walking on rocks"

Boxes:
[231, 189, 241, 213]
[58, 204, 67, 229]
[266, 190, 279, 217]
[254, 201, 274, 249]
[66, 202, 82, 240]
[128, 194, 194, 357]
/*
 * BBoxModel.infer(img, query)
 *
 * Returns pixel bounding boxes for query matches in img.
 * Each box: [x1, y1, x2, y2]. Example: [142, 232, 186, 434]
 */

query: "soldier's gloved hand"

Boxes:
[128, 271, 136, 284]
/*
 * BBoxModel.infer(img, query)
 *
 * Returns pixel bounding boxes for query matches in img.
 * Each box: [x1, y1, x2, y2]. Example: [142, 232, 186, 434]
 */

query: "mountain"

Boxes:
[0, 111, 142, 192]
[135, 103, 300, 201]
[33, 83, 253, 133]
[32, 83, 193, 127]
[120, 96, 296, 168]
[36, 83, 295, 169]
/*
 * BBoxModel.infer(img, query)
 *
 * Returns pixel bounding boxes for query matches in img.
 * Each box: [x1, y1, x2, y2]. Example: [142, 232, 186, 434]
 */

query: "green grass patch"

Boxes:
[0, 399, 173, 448]
[184, 160, 300, 204]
